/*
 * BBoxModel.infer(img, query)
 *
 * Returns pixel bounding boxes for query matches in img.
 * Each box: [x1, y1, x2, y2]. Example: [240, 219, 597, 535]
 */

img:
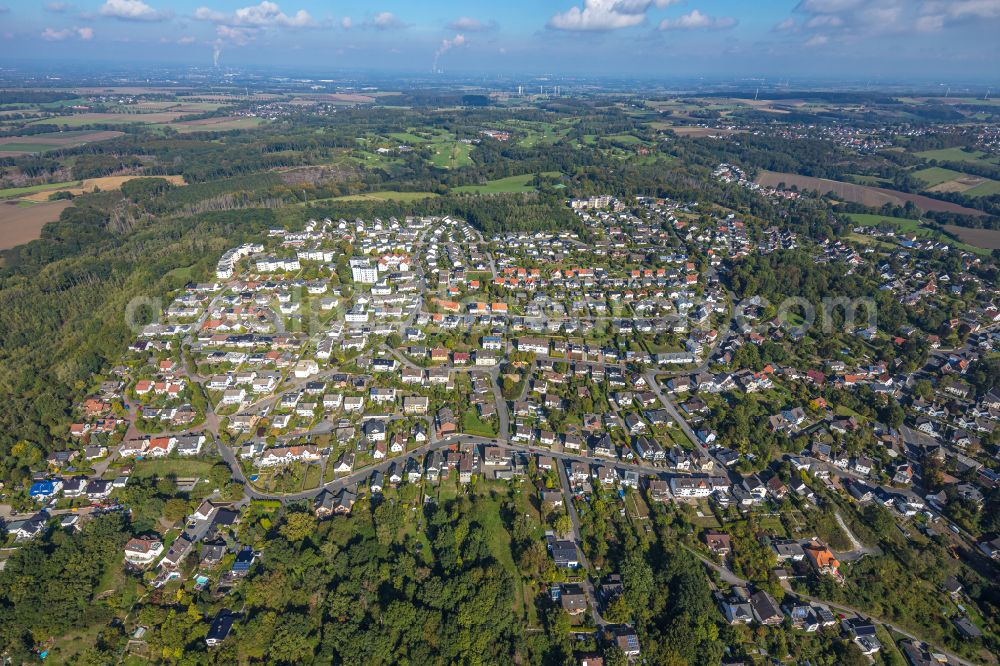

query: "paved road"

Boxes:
[643, 369, 728, 474]
[490, 370, 510, 443]
[556, 457, 605, 627]
[683, 545, 980, 666]
[218, 427, 693, 503]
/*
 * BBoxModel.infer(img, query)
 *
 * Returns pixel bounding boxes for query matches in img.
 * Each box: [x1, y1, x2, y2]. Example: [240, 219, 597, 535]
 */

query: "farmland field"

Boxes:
[0, 144, 63, 156]
[0, 200, 72, 250]
[755, 169, 986, 216]
[659, 125, 743, 137]
[32, 111, 191, 126]
[0, 129, 123, 155]
[847, 174, 892, 186]
[914, 147, 1000, 167]
[963, 179, 1000, 197]
[912, 166, 995, 194]
[0, 129, 123, 145]
[927, 175, 991, 194]
[0, 180, 79, 200]
[16, 175, 186, 202]
[328, 190, 438, 202]
[942, 225, 1000, 250]
[165, 116, 265, 133]
[913, 167, 969, 187]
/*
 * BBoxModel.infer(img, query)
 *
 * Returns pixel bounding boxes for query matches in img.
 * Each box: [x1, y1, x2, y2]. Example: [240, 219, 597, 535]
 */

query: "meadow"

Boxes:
[963, 179, 1000, 197]
[453, 172, 561, 194]
[846, 213, 991, 255]
[912, 166, 968, 187]
[914, 147, 1000, 167]
[0, 129, 124, 156]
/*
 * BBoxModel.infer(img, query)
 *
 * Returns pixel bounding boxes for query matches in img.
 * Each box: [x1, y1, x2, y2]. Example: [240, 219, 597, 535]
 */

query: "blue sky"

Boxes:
[0, 0, 998, 80]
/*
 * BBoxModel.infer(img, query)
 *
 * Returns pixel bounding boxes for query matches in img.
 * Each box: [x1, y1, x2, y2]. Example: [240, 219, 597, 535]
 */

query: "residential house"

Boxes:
[124, 537, 164, 567]
[750, 590, 783, 625]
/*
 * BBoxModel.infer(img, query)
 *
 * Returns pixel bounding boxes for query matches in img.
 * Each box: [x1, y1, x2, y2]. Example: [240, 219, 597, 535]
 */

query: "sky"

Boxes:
[0, 0, 998, 81]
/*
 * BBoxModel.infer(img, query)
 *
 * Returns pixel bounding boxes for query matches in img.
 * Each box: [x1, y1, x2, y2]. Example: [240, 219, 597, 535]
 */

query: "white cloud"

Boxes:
[216, 24, 253, 44]
[805, 14, 843, 27]
[448, 16, 494, 32]
[194, 7, 226, 21]
[804, 33, 829, 45]
[233, 1, 312, 27]
[100, 0, 166, 22]
[774, 17, 797, 30]
[340, 16, 352, 29]
[42, 27, 73, 40]
[940, 0, 1000, 18]
[370, 11, 404, 29]
[658, 9, 737, 30]
[177, 35, 195, 44]
[41, 25, 93, 40]
[787, 0, 1000, 39]
[45, 2, 74, 13]
[548, 0, 680, 32]
[795, 0, 865, 13]
[915, 13, 945, 30]
[195, 2, 314, 28]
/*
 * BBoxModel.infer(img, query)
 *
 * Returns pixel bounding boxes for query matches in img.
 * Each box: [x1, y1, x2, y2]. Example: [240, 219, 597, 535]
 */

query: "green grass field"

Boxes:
[846, 213, 989, 255]
[303, 463, 322, 489]
[173, 101, 227, 111]
[848, 174, 891, 186]
[0, 143, 67, 154]
[964, 179, 1000, 197]
[911, 166, 967, 187]
[429, 141, 474, 169]
[453, 171, 561, 194]
[461, 409, 497, 437]
[848, 213, 928, 233]
[915, 147, 999, 166]
[605, 133, 643, 144]
[467, 492, 528, 620]
[167, 117, 265, 133]
[0, 180, 79, 200]
[129, 458, 217, 480]
[387, 131, 429, 144]
[163, 265, 195, 283]
[32, 115, 134, 127]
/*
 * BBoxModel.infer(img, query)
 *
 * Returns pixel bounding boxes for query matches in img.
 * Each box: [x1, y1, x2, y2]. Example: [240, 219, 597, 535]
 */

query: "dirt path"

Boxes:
[836, 510, 865, 551]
